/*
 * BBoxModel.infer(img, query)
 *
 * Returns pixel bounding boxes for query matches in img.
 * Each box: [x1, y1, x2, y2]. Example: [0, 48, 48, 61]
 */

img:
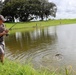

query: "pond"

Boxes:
[5, 24, 76, 70]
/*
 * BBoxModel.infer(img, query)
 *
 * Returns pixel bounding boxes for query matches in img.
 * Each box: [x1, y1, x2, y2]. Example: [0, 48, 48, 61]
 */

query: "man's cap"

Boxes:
[0, 15, 6, 21]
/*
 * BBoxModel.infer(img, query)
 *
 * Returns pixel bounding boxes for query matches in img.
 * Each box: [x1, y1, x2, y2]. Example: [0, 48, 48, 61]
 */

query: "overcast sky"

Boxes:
[49, 0, 76, 19]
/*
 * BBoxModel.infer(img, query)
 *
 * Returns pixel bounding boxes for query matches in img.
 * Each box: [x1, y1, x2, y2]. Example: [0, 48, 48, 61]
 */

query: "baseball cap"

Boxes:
[0, 15, 6, 21]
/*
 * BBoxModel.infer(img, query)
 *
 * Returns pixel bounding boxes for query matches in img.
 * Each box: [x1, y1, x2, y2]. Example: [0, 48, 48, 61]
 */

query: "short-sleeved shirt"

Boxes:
[0, 24, 5, 42]
[0, 24, 5, 54]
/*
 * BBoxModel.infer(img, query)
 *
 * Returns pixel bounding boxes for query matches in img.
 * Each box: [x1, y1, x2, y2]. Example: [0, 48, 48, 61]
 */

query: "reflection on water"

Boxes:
[6, 27, 57, 52]
[5, 24, 76, 70]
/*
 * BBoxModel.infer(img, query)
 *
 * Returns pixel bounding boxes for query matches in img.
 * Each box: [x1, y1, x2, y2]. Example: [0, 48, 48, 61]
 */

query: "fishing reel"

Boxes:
[6, 34, 9, 36]
[5, 29, 9, 36]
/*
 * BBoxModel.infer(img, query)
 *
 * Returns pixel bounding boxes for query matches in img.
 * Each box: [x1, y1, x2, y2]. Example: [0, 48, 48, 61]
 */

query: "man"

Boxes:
[0, 15, 9, 64]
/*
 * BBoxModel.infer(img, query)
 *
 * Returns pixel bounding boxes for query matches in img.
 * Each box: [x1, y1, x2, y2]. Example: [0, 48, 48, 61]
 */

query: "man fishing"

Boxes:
[0, 15, 9, 64]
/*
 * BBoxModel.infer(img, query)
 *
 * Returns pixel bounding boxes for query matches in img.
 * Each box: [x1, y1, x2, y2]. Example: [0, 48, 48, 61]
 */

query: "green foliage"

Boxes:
[0, 59, 59, 75]
[1, 0, 57, 22]
[0, 59, 75, 75]
[4, 19, 76, 34]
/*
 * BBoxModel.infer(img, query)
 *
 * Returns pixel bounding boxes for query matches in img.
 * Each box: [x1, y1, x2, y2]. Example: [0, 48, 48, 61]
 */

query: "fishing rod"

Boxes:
[9, 23, 17, 30]
[6, 22, 17, 36]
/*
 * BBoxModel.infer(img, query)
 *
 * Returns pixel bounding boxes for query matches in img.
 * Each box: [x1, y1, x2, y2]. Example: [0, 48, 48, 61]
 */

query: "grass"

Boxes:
[0, 59, 63, 75]
[5, 19, 76, 34]
[0, 59, 75, 75]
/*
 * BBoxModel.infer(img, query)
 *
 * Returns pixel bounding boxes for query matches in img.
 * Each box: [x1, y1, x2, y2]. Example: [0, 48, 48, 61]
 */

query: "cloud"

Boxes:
[48, 0, 76, 19]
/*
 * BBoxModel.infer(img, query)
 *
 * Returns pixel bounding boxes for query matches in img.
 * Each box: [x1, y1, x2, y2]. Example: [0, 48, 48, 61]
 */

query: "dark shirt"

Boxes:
[0, 24, 5, 42]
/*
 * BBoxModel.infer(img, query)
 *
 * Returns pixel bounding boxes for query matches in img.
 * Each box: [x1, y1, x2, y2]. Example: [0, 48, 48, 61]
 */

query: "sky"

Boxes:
[49, 0, 76, 19]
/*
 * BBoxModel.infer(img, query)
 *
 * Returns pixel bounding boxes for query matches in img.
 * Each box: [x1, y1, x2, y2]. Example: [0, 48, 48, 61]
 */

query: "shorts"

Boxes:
[0, 42, 5, 54]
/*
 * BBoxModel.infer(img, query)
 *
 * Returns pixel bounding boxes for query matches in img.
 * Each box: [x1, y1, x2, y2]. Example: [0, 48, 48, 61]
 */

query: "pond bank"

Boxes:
[0, 59, 74, 75]
[5, 19, 76, 32]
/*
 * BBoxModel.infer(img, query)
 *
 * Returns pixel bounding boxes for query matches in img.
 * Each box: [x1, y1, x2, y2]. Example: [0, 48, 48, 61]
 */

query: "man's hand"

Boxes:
[5, 29, 9, 33]
[5, 29, 9, 36]
[2, 31, 7, 35]
[0, 29, 9, 37]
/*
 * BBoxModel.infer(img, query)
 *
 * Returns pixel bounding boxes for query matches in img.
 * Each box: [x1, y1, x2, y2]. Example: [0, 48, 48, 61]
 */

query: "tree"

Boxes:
[1, 0, 26, 22]
[1, 0, 57, 22]
[48, 2, 57, 17]
[38, 1, 57, 20]
[0, 0, 3, 13]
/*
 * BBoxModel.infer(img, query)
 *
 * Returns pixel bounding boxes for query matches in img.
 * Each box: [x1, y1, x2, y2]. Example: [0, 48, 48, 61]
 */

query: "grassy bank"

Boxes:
[0, 59, 62, 75]
[0, 59, 75, 75]
[5, 19, 76, 33]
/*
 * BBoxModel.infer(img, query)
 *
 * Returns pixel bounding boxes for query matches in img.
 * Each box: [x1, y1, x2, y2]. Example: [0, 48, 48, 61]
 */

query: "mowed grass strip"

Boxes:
[5, 19, 76, 29]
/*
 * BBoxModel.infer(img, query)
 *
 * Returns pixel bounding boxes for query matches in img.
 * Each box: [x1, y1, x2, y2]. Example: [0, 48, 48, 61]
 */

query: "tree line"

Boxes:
[0, 0, 57, 22]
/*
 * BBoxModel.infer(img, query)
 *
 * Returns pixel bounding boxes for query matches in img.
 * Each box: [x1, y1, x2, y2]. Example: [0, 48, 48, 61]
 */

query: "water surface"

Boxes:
[5, 24, 76, 70]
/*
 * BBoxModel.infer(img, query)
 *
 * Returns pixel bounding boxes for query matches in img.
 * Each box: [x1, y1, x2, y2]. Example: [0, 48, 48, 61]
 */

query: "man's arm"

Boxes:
[0, 30, 8, 37]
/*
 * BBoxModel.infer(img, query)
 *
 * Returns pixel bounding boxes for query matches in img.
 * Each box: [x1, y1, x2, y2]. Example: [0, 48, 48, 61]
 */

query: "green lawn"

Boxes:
[5, 19, 76, 30]
[4, 19, 76, 34]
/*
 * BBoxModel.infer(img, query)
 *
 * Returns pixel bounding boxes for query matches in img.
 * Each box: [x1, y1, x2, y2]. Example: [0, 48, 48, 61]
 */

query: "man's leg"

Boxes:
[0, 45, 4, 64]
